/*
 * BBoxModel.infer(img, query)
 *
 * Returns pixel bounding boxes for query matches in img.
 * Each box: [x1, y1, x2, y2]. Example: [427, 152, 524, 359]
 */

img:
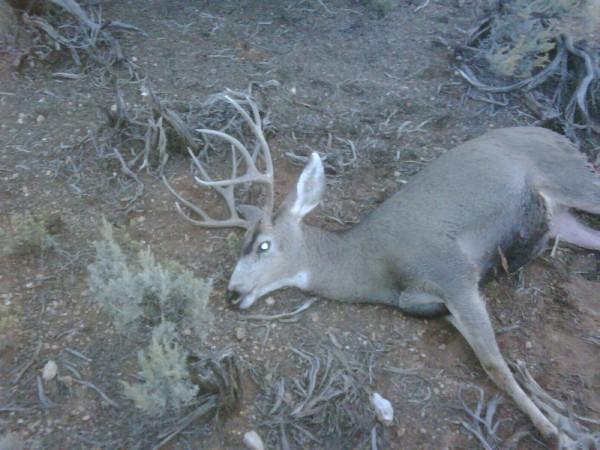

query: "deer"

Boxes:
[164, 90, 600, 448]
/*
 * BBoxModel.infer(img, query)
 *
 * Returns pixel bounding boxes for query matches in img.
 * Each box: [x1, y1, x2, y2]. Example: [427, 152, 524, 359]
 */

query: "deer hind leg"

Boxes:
[445, 288, 559, 444]
[550, 210, 600, 251]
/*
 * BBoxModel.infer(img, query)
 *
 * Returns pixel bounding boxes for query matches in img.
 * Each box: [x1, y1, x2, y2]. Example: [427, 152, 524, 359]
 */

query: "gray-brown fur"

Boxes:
[170, 103, 600, 448]
[302, 127, 592, 308]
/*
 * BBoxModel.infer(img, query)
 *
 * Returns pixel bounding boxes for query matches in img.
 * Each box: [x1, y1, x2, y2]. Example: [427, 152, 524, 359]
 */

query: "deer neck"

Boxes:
[300, 223, 397, 304]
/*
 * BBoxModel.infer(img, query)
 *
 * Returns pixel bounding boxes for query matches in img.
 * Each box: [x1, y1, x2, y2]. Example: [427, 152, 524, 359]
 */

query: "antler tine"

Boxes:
[221, 91, 275, 217]
[164, 91, 275, 230]
[162, 173, 249, 229]
[161, 145, 250, 229]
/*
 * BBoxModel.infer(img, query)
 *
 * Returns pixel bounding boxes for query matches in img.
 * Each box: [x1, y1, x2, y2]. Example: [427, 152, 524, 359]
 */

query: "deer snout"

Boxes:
[227, 280, 258, 309]
[226, 287, 243, 306]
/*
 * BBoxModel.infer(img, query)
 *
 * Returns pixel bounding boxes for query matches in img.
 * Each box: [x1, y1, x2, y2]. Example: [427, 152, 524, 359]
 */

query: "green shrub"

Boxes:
[121, 321, 198, 415]
[88, 219, 216, 415]
[87, 219, 213, 339]
[0, 213, 55, 257]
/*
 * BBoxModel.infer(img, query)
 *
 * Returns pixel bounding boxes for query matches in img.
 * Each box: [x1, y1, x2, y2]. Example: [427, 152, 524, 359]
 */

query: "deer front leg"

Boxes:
[444, 286, 561, 446]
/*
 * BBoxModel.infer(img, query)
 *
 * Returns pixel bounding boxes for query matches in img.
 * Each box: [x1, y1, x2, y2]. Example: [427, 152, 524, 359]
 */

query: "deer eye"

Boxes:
[257, 240, 271, 254]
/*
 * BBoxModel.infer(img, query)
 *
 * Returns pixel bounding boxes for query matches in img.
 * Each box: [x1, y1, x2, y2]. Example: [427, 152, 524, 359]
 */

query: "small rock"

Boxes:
[371, 392, 394, 426]
[36, 114, 45, 124]
[235, 326, 246, 340]
[42, 360, 58, 381]
[243, 430, 265, 450]
[17, 113, 26, 124]
[265, 297, 275, 306]
[525, 341, 533, 349]
[58, 375, 73, 387]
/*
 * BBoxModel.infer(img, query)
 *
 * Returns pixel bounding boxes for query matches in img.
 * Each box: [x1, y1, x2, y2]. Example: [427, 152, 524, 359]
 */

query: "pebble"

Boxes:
[243, 430, 265, 450]
[42, 360, 58, 381]
[36, 114, 45, 124]
[525, 341, 533, 349]
[265, 297, 275, 306]
[371, 392, 394, 426]
[58, 375, 73, 387]
[235, 326, 246, 340]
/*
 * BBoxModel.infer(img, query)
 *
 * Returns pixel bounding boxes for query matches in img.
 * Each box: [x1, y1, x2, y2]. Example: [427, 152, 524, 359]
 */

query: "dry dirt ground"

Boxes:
[1, 1, 599, 449]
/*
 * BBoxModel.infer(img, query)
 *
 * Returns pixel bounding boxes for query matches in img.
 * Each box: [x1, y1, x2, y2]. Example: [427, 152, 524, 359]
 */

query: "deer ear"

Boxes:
[290, 152, 325, 219]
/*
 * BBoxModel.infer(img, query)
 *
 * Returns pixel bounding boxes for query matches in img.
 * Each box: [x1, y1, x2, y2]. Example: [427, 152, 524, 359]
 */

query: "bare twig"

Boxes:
[71, 378, 119, 408]
[241, 298, 318, 321]
[454, 384, 505, 450]
[152, 397, 218, 450]
[36, 376, 53, 409]
[64, 347, 92, 362]
[414, 0, 430, 12]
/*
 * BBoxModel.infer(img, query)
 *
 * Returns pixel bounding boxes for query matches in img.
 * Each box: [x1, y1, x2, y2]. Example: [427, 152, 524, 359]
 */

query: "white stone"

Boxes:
[42, 360, 58, 381]
[371, 392, 394, 426]
[243, 430, 265, 450]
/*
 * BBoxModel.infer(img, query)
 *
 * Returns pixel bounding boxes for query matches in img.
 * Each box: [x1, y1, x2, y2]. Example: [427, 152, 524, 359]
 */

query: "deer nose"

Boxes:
[226, 288, 242, 306]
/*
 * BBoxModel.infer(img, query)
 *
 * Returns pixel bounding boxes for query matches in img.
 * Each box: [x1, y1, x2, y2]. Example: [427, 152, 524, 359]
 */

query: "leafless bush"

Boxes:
[250, 341, 390, 449]
[479, 0, 596, 79]
[457, 0, 600, 157]
[12, 0, 143, 76]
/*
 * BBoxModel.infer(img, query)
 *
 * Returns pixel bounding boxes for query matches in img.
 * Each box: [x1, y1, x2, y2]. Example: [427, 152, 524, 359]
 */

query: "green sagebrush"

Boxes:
[88, 219, 213, 415]
[87, 219, 213, 339]
[121, 321, 199, 415]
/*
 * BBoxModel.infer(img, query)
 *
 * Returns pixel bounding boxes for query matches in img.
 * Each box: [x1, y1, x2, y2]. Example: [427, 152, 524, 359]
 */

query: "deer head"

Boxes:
[164, 91, 325, 308]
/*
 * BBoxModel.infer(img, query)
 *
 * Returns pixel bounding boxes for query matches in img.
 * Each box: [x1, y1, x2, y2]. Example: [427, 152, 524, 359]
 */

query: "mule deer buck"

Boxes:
[164, 91, 600, 447]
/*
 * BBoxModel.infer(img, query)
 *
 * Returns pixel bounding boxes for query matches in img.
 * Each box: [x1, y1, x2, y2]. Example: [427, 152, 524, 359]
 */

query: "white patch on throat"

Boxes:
[238, 271, 311, 309]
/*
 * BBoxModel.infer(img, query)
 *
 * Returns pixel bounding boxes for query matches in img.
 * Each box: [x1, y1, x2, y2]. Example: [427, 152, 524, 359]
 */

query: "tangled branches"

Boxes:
[249, 341, 391, 449]
[457, 2, 600, 157]
[12, 0, 143, 77]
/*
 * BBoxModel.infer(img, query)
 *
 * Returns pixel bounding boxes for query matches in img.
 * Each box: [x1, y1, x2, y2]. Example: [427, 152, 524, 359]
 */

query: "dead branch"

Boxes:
[457, 6, 600, 157]
[241, 298, 318, 321]
[453, 384, 505, 449]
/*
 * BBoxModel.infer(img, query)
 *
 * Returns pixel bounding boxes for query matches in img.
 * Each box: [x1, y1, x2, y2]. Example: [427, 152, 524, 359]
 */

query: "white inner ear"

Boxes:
[291, 152, 325, 218]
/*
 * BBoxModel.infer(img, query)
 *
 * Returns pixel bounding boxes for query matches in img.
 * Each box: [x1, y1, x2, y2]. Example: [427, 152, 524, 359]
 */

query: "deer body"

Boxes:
[166, 91, 600, 447]
[300, 127, 560, 311]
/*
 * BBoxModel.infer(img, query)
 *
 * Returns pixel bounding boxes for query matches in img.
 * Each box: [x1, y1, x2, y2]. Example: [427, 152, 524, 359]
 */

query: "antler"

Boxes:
[163, 91, 274, 230]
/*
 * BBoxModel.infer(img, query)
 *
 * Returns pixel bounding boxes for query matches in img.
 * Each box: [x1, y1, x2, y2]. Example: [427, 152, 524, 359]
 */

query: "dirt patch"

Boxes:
[1, 1, 599, 449]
